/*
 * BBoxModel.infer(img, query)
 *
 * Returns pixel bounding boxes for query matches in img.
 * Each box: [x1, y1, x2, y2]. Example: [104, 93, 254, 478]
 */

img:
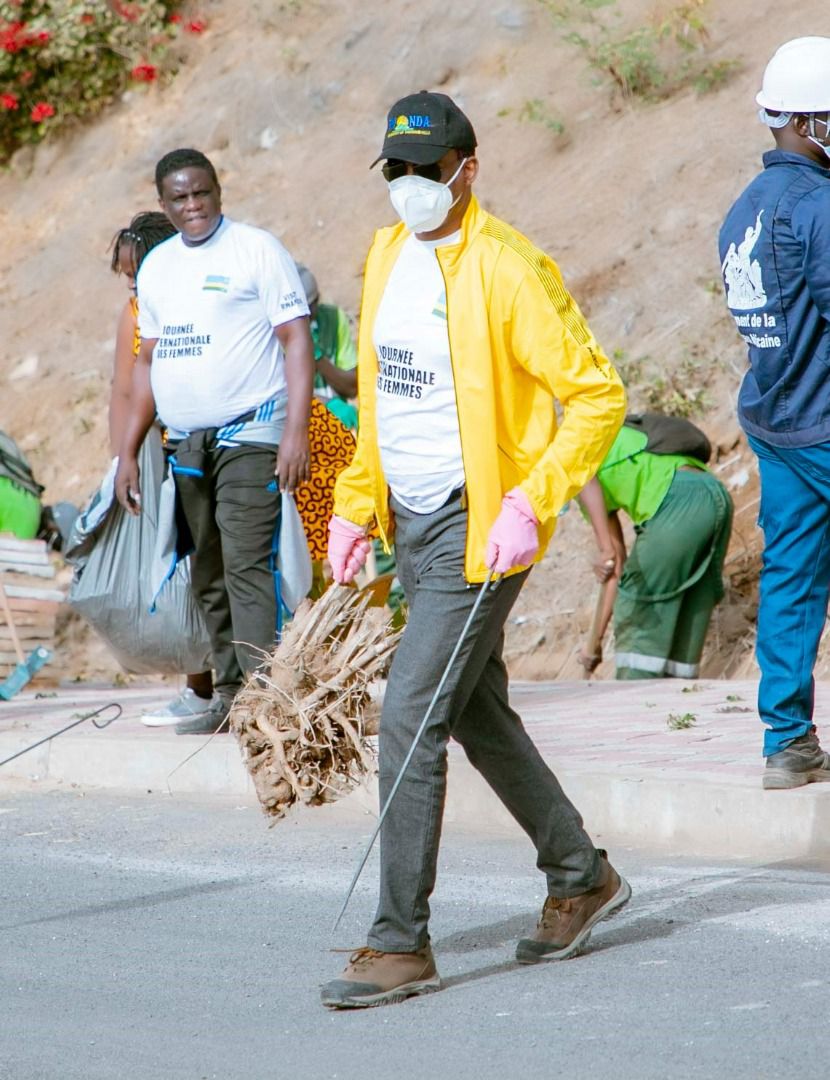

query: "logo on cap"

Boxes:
[389, 113, 433, 137]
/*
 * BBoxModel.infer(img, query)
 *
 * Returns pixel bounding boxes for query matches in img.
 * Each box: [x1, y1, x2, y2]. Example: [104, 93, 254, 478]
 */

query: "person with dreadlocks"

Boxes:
[108, 211, 216, 725]
[109, 213, 175, 456]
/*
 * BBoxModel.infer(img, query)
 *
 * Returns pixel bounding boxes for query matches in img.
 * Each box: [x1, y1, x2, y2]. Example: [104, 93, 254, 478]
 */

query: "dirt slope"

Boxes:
[1, 0, 825, 682]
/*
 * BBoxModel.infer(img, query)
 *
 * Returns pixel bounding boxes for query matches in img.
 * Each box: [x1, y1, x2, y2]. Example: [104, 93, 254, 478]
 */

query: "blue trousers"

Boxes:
[749, 435, 830, 756]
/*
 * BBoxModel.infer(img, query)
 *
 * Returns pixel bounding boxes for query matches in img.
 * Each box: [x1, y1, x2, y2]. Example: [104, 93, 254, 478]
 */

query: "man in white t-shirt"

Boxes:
[115, 148, 314, 734]
[321, 93, 629, 1009]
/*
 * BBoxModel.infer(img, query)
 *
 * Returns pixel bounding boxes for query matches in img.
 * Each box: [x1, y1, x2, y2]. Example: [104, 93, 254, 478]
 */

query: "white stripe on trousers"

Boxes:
[615, 651, 700, 678]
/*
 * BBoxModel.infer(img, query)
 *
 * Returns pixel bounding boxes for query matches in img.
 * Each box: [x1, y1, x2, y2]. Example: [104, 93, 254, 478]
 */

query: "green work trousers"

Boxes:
[614, 469, 733, 679]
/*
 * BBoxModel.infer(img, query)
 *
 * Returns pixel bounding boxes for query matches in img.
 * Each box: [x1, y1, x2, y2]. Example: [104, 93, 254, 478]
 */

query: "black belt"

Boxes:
[441, 486, 467, 509]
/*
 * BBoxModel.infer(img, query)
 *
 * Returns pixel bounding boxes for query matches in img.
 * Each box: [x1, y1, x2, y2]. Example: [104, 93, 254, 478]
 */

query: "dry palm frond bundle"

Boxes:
[230, 584, 400, 821]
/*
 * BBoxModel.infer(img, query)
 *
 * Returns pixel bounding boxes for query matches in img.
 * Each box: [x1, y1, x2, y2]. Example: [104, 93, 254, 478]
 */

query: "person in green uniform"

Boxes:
[578, 420, 733, 679]
[0, 431, 43, 540]
[296, 265, 358, 431]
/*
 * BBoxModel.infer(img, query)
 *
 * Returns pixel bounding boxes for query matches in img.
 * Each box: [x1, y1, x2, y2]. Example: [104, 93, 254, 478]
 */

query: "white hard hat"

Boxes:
[756, 37, 830, 113]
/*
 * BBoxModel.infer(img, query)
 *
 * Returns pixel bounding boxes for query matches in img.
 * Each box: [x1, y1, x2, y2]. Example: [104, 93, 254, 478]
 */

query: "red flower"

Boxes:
[35, 29, 50, 43]
[1, 21, 28, 53]
[186, 19, 206, 33]
[1, 92, 19, 110]
[80, 13, 95, 24]
[168, 13, 183, 23]
[19, 68, 33, 85]
[30, 101, 55, 123]
[113, 2, 139, 21]
[130, 63, 158, 83]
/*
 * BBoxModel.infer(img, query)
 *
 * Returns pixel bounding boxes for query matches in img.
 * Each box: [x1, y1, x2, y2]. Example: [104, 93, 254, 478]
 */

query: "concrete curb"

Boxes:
[2, 681, 830, 859]
[448, 767, 830, 860]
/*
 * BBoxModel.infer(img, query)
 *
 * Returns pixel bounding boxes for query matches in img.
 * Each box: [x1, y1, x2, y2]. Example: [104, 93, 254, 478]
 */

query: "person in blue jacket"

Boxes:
[719, 36, 830, 790]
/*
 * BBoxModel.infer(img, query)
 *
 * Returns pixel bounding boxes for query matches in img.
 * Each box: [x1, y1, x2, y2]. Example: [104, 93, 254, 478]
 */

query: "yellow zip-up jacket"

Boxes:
[333, 195, 626, 583]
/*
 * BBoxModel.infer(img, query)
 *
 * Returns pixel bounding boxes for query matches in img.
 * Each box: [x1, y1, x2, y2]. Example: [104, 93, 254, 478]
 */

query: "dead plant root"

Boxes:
[229, 584, 400, 821]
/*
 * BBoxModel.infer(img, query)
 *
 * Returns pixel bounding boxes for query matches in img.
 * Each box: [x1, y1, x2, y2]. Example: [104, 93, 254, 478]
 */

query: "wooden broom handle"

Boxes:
[0, 576, 26, 666]
[581, 573, 618, 678]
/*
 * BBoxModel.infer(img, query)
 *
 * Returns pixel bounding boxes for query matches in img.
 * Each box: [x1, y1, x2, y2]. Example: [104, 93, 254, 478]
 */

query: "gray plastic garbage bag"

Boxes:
[276, 491, 312, 616]
[66, 429, 212, 675]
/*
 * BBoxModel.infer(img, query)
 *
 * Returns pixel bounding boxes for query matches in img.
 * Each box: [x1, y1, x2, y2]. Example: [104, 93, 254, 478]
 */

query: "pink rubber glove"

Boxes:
[328, 515, 372, 584]
[485, 488, 539, 574]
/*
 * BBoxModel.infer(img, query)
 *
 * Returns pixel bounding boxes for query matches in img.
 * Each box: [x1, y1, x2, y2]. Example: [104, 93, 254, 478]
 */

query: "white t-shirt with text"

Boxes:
[373, 231, 465, 513]
[137, 217, 308, 434]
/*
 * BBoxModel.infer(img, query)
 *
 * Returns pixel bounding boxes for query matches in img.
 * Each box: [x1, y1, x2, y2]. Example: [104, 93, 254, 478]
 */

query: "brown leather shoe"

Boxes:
[515, 851, 631, 963]
[321, 945, 441, 1009]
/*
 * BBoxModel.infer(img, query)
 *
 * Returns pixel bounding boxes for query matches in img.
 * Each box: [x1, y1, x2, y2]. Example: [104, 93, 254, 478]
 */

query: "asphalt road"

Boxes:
[1, 784, 828, 1080]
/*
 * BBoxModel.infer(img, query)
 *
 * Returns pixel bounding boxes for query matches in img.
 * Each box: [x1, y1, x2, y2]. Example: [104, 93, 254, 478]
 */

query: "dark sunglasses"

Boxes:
[381, 159, 443, 183]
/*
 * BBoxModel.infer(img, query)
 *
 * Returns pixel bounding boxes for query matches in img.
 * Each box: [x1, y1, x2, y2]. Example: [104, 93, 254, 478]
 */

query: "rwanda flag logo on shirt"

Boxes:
[202, 274, 230, 293]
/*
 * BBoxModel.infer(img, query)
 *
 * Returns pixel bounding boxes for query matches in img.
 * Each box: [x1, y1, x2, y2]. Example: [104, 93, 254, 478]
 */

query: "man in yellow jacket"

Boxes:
[322, 92, 629, 1009]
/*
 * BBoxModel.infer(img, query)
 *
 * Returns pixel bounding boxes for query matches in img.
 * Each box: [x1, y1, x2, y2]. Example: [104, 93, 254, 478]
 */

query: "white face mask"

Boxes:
[808, 115, 830, 162]
[388, 157, 468, 233]
[757, 108, 792, 129]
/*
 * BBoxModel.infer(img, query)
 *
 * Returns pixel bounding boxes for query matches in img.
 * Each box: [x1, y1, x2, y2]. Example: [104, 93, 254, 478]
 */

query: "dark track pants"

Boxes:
[367, 493, 601, 953]
[173, 443, 281, 705]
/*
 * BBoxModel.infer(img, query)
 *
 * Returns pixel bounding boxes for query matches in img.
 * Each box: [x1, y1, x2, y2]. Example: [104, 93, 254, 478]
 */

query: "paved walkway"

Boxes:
[2, 678, 829, 859]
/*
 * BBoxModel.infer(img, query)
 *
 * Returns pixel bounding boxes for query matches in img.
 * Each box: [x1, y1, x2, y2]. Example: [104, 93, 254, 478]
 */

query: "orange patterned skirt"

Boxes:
[295, 398, 357, 560]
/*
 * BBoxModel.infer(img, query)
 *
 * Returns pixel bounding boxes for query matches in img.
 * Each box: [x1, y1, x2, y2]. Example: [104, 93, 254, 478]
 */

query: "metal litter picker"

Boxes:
[0, 702, 122, 768]
[333, 568, 496, 931]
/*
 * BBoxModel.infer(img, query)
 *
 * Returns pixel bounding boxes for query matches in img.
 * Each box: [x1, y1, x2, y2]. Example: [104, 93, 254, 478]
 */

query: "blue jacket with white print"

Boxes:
[719, 149, 830, 447]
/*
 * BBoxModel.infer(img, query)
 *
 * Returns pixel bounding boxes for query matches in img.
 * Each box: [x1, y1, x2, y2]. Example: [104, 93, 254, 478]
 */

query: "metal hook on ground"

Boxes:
[0, 702, 122, 769]
[333, 567, 497, 933]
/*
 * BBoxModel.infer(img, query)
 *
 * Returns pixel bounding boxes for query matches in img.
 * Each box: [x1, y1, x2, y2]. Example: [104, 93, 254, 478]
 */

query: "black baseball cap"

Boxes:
[370, 91, 477, 168]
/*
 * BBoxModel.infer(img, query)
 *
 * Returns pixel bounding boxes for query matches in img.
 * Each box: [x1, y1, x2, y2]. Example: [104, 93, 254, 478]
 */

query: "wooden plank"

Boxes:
[1, 611, 56, 628]
[0, 643, 54, 658]
[0, 536, 48, 555]
[6, 597, 62, 615]
[0, 624, 55, 641]
[3, 584, 66, 603]
[0, 562, 56, 580]
[0, 617, 55, 633]
[0, 548, 52, 567]
[0, 651, 52, 666]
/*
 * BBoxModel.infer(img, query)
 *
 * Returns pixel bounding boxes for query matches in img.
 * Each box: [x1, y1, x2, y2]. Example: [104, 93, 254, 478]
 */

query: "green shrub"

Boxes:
[590, 23, 667, 99]
[539, 0, 739, 102]
[692, 57, 743, 95]
[519, 97, 566, 135]
[613, 349, 712, 419]
[0, 1, 206, 165]
[642, 356, 710, 418]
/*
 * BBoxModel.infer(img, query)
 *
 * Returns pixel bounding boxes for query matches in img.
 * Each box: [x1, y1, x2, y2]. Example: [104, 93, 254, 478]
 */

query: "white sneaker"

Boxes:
[141, 688, 218, 728]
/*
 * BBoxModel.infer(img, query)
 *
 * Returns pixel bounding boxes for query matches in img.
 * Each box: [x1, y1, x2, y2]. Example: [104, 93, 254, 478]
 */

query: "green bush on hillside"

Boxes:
[0, 1, 205, 165]
[538, 0, 741, 102]
[612, 349, 712, 419]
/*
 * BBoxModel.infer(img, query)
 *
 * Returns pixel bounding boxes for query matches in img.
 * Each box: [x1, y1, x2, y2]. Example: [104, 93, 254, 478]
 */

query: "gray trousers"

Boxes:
[368, 493, 601, 953]
[173, 442, 281, 704]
